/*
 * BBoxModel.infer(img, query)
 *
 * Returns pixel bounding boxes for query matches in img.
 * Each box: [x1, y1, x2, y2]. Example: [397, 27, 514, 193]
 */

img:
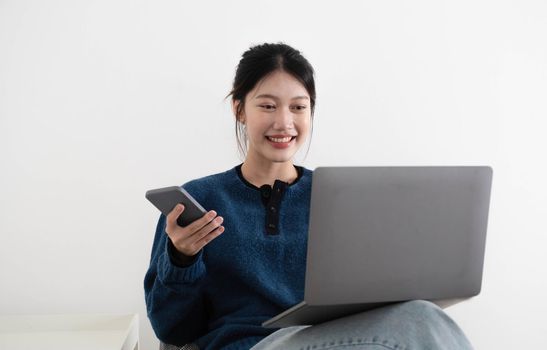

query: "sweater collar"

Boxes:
[235, 163, 304, 191]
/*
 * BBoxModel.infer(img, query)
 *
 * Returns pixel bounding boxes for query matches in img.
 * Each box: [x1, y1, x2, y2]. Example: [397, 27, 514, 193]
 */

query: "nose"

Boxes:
[273, 106, 294, 130]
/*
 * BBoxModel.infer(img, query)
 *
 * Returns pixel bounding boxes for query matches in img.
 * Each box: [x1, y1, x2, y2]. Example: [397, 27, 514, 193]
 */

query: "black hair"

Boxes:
[226, 42, 316, 158]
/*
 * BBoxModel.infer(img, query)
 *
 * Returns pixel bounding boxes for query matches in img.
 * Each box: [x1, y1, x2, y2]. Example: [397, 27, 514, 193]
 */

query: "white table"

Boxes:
[0, 313, 139, 350]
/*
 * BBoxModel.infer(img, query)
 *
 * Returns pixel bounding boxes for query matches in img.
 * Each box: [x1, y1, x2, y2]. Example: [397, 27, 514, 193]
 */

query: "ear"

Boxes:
[232, 99, 245, 123]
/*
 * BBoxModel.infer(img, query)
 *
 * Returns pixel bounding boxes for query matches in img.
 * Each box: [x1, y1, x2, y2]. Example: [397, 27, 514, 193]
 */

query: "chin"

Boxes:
[264, 152, 296, 163]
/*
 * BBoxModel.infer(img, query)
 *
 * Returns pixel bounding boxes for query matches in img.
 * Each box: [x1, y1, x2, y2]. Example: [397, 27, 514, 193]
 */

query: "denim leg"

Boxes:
[251, 300, 473, 350]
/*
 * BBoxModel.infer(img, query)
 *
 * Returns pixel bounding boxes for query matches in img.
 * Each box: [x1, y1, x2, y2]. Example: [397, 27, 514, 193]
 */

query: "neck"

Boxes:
[241, 156, 298, 188]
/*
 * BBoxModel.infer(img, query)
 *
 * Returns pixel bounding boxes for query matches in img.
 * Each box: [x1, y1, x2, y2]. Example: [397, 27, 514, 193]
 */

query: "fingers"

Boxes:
[181, 224, 225, 255]
[165, 204, 225, 257]
[178, 215, 224, 253]
[165, 204, 216, 234]
[186, 215, 224, 242]
[165, 204, 185, 234]
[192, 225, 225, 252]
[185, 209, 218, 234]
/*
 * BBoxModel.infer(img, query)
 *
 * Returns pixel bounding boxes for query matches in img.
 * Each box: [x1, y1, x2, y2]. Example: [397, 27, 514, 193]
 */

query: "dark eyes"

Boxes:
[259, 105, 307, 111]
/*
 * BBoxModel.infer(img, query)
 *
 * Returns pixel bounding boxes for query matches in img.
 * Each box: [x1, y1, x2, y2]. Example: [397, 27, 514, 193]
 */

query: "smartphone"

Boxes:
[145, 186, 207, 227]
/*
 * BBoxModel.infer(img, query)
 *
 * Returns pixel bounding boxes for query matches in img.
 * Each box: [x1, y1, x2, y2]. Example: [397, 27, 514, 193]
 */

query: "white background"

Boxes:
[1, 1, 546, 349]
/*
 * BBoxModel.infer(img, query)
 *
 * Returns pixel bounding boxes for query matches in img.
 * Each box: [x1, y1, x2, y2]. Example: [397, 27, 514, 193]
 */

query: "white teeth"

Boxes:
[267, 136, 293, 143]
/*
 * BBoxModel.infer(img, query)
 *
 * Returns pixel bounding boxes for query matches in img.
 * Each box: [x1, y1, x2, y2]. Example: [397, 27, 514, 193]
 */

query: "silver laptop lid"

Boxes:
[305, 166, 493, 305]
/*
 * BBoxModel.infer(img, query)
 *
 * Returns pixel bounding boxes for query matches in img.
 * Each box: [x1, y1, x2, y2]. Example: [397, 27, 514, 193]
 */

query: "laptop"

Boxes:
[263, 166, 493, 328]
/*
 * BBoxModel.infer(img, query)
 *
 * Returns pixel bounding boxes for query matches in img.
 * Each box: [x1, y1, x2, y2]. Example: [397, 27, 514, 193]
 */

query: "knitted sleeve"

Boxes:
[144, 214, 208, 345]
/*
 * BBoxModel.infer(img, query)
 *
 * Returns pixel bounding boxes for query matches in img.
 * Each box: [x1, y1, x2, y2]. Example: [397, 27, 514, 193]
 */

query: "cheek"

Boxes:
[296, 117, 312, 133]
[245, 120, 268, 138]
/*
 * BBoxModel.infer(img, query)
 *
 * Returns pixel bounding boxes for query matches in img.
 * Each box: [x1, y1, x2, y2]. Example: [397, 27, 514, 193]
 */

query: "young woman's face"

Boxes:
[236, 70, 312, 164]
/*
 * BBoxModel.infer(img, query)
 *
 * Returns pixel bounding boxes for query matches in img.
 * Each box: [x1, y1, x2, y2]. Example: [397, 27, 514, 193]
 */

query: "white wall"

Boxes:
[1, 1, 546, 349]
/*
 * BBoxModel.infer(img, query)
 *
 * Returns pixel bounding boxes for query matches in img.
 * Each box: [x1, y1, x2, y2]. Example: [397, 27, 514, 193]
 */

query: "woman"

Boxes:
[144, 42, 473, 350]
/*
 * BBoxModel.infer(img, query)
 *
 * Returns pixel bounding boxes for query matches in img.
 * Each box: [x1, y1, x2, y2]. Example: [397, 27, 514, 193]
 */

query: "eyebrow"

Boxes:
[254, 94, 309, 101]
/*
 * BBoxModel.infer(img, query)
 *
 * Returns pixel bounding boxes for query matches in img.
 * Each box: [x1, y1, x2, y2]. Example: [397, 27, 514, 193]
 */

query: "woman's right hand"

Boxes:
[165, 204, 225, 257]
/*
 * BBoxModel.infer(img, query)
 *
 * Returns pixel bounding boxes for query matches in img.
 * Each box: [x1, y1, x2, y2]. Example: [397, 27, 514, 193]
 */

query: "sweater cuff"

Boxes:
[158, 240, 206, 285]
[167, 238, 200, 267]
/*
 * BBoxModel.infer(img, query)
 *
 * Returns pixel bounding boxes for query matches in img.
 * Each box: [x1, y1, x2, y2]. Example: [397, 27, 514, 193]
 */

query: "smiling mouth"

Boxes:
[266, 136, 296, 143]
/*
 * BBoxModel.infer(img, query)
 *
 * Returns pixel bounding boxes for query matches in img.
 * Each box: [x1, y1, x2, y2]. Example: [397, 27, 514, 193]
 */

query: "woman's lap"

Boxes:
[251, 300, 473, 350]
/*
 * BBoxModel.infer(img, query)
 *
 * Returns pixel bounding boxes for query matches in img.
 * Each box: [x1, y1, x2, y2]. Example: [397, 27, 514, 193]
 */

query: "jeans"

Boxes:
[250, 300, 473, 350]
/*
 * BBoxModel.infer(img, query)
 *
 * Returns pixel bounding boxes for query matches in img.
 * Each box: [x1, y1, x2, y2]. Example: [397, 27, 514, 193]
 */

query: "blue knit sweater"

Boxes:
[144, 164, 312, 349]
